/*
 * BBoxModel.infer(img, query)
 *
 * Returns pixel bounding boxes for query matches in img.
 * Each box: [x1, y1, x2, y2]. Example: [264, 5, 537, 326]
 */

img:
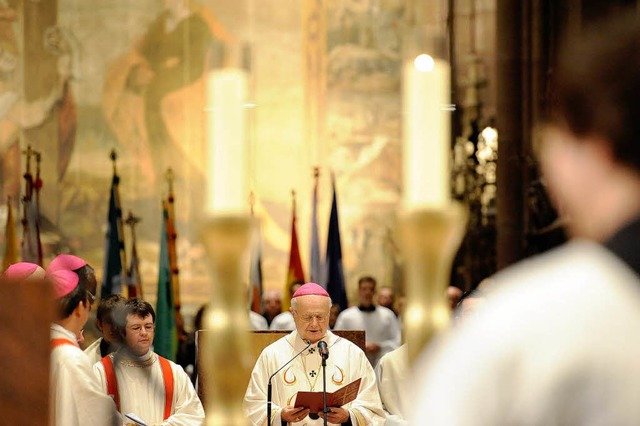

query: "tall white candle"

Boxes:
[205, 68, 249, 216]
[402, 54, 451, 210]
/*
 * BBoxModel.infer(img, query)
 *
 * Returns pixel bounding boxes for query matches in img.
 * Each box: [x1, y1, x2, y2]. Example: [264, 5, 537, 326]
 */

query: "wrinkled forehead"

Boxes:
[294, 295, 331, 313]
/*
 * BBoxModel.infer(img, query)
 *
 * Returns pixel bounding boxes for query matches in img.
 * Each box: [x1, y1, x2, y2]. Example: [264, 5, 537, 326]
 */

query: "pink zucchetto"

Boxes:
[46, 254, 88, 299]
[292, 282, 330, 298]
[3, 262, 45, 281]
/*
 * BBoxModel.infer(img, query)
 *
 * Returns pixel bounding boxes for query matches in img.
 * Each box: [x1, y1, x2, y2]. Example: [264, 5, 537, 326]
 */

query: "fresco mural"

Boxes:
[0, 0, 407, 318]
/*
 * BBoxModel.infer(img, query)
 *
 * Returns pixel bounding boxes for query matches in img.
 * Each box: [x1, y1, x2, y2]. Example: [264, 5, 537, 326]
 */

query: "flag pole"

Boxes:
[125, 211, 143, 298]
[164, 168, 185, 347]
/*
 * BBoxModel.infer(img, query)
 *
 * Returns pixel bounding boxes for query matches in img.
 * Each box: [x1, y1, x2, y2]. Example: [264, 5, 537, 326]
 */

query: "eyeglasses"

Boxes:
[298, 314, 328, 324]
[127, 324, 155, 334]
[86, 290, 96, 306]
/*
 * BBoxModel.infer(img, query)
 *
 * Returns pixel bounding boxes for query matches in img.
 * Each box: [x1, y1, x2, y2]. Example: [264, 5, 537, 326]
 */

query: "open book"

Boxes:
[293, 378, 362, 412]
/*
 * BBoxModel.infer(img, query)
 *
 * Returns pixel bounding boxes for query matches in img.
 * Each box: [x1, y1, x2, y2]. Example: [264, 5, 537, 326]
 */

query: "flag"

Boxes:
[324, 176, 348, 311]
[154, 207, 178, 361]
[249, 216, 263, 313]
[126, 235, 143, 298]
[3, 198, 18, 270]
[101, 154, 127, 298]
[309, 168, 322, 284]
[164, 196, 181, 311]
[284, 192, 305, 311]
[20, 152, 42, 265]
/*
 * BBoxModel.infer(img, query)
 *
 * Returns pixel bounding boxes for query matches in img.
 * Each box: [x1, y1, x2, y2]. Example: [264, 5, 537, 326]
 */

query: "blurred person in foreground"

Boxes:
[46, 254, 120, 425]
[410, 12, 640, 425]
[243, 282, 385, 425]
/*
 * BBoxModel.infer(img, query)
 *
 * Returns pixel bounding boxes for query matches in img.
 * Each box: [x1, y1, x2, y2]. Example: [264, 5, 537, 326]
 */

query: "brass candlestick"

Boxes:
[400, 203, 467, 364]
[201, 216, 252, 425]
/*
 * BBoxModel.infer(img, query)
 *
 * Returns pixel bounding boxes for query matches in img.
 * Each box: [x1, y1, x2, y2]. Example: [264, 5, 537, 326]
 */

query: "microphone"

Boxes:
[267, 339, 312, 426]
[318, 341, 329, 360]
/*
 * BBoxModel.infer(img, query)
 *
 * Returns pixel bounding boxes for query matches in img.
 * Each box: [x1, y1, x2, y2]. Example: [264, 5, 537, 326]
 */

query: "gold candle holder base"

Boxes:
[201, 215, 253, 426]
[400, 203, 467, 364]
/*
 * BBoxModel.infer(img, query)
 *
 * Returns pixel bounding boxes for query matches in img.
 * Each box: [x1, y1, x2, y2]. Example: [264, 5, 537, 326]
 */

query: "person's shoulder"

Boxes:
[338, 306, 359, 317]
[53, 343, 94, 372]
[492, 240, 640, 303]
[375, 306, 396, 317]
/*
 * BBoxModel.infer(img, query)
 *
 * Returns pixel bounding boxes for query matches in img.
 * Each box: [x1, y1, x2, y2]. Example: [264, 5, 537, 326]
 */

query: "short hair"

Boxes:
[97, 294, 126, 324]
[56, 264, 96, 320]
[552, 12, 640, 171]
[115, 298, 156, 338]
[358, 276, 377, 289]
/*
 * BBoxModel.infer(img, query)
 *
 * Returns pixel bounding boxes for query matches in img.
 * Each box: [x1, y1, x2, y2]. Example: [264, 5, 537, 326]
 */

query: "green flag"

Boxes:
[153, 207, 177, 360]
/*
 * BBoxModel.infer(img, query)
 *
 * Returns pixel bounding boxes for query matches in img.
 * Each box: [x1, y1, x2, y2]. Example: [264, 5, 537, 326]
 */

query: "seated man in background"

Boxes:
[270, 281, 303, 330]
[84, 294, 126, 364]
[376, 287, 397, 316]
[46, 254, 120, 426]
[243, 282, 385, 425]
[94, 298, 204, 425]
[262, 289, 283, 327]
[334, 276, 401, 367]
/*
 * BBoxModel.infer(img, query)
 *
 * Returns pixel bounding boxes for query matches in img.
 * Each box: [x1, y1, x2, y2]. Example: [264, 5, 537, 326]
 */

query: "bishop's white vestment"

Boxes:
[410, 240, 640, 425]
[93, 349, 204, 426]
[243, 330, 386, 425]
[50, 324, 120, 426]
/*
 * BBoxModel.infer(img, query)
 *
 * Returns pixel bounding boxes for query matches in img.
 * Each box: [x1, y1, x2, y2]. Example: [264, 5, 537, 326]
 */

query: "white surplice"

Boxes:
[243, 330, 386, 426]
[410, 241, 640, 425]
[375, 344, 408, 426]
[84, 336, 103, 365]
[334, 306, 401, 367]
[93, 349, 204, 426]
[269, 311, 295, 330]
[50, 324, 120, 426]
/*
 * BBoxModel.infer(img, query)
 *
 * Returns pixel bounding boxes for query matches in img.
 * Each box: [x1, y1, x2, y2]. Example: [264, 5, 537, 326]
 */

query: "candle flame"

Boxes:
[414, 54, 435, 72]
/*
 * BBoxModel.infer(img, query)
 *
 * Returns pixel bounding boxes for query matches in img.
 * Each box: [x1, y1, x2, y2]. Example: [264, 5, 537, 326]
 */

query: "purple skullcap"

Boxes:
[46, 254, 88, 299]
[3, 262, 45, 281]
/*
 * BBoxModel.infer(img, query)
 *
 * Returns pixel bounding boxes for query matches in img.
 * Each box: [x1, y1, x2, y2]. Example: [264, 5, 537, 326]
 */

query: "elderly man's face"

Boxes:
[291, 295, 331, 343]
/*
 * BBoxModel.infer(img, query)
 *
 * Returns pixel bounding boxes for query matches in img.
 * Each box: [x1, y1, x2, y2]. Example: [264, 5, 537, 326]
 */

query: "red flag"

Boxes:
[284, 191, 305, 311]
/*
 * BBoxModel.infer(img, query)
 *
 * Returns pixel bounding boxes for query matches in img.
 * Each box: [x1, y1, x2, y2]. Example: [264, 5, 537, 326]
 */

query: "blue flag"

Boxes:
[101, 173, 125, 297]
[324, 176, 348, 311]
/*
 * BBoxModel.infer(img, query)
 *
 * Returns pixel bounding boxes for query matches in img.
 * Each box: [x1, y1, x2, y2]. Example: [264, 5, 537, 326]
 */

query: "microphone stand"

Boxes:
[267, 340, 311, 426]
[321, 354, 328, 426]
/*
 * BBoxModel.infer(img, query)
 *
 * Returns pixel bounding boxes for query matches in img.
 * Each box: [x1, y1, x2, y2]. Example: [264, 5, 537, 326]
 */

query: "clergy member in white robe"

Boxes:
[334, 277, 401, 367]
[375, 344, 408, 426]
[244, 282, 386, 425]
[269, 310, 295, 330]
[94, 298, 204, 426]
[46, 255, 120, 426]
[251, 310, 269, 330]
[85, 294, 126, 365]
